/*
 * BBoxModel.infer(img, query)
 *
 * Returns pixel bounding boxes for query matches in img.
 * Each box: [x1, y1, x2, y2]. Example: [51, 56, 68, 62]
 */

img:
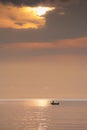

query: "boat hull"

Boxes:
[51, 102, 60, 105]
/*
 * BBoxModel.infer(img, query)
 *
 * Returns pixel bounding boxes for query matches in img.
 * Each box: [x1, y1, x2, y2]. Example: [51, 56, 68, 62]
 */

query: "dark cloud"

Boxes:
[15, 22, 26, 26]
[0, 0, 85, 6]
[0, 0, 56, 6]
[0, 0, 87, 7]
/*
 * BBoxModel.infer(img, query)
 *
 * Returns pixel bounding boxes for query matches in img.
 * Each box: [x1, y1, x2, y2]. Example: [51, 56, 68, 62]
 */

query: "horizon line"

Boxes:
[0, 98, 87, 101]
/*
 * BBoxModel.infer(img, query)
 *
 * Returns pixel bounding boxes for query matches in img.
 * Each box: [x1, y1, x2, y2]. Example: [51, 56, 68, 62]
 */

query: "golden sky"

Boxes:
[0, 37, 87, 98]
[0, 54, 87, 98]
[0, 3, 54, 29]
[0, 0, 87, 99]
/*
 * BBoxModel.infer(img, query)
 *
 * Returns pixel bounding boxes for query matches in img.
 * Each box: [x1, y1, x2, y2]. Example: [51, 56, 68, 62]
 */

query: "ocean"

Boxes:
[0, 99, 87, 130]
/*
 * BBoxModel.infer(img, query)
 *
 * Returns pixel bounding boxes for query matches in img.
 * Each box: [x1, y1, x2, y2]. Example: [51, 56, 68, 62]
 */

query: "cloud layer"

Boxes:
[1, 37, 87, 50]
[0, 0, 87, 29]
[0, 3, 49, 29]
[0, 0, 87, 6]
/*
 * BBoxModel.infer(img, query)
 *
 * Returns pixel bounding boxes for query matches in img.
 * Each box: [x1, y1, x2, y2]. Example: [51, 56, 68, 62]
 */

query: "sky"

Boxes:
[0, 0, 87, 98]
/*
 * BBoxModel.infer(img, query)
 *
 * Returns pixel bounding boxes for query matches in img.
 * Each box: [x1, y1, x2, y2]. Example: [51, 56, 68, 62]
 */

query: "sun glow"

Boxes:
[37, 99, 48, 107]
[24, 6, 55, 16]
[0, 3, 55, 29]
[25, 99, 49, 107]
[34, 6, 55, 16]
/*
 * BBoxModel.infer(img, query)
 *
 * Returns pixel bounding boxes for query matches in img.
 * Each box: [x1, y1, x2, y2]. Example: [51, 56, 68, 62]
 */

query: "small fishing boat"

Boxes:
[51, 100, 60, 105]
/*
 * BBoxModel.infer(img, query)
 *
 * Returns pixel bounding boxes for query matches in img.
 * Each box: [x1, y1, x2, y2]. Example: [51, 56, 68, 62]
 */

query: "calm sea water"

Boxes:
[0, 100, 87, 130]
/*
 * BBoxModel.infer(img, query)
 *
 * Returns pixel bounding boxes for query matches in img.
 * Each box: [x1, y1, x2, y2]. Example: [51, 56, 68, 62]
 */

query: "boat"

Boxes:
[51, 100, 60, 105]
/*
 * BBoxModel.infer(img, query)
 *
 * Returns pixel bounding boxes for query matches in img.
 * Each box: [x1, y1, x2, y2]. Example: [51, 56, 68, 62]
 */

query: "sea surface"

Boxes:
[0, 99, 87, 130]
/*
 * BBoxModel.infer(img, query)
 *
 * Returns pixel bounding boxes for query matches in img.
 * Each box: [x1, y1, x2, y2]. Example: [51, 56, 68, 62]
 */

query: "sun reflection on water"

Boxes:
[38, 123, 47, 130]
[25, 99, 49, 107]
[36, 99, 49, 107]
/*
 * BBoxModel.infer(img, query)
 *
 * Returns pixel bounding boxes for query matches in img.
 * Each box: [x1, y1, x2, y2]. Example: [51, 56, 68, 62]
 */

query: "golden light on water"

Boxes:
[37, 99, 48, 107]
[25, 99, 49, 107]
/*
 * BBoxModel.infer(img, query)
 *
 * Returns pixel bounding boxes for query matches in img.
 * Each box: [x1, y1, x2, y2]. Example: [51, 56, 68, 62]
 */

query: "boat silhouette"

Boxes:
[51, 100, 60, 105]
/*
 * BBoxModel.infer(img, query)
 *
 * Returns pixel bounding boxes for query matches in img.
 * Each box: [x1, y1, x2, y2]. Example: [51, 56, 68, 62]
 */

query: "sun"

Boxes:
[23, 6, 55, 17]
[34, 6, 55, 16]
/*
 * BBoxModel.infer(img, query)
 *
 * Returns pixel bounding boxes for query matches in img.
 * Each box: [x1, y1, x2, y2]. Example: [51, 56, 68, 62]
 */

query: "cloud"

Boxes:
[0, 0, 86, 6]
[0, 0, 54, 6]
[0, 0, 69, 6]
[0, 3, 51, 29]
[1, 0, 86, 29]
[1, 37, 87, 50]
